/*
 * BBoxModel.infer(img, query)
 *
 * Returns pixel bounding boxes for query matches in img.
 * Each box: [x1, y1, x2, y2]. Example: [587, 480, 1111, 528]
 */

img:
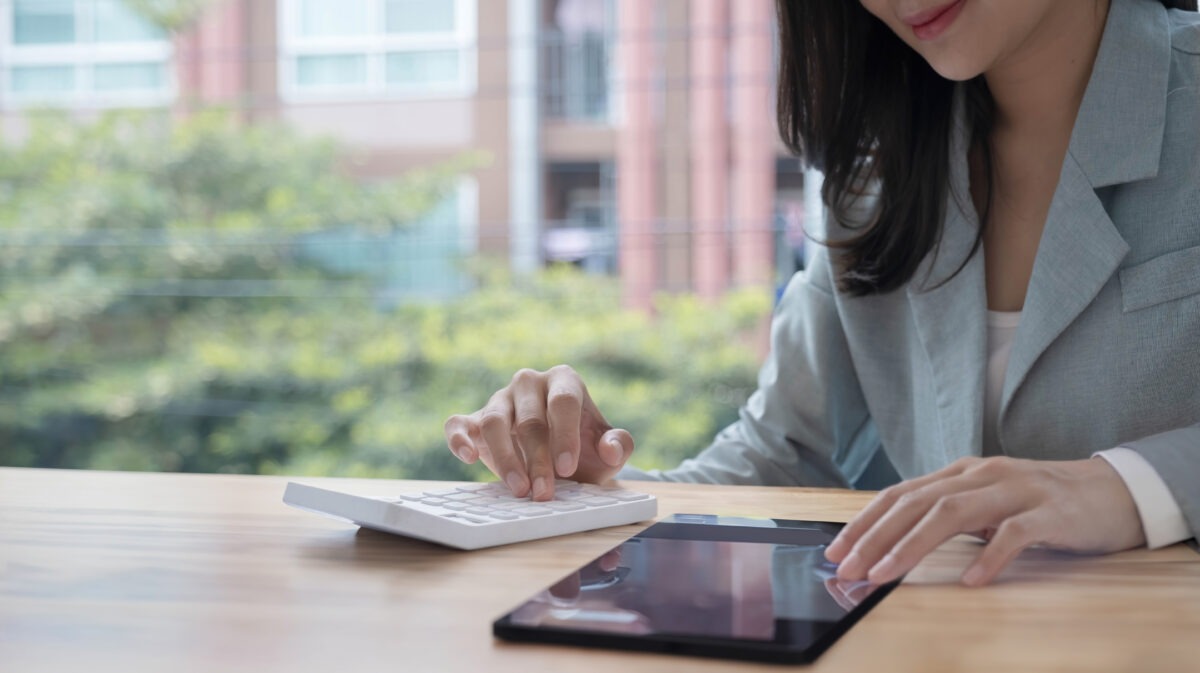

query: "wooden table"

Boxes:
[2, 468, 1198, 672]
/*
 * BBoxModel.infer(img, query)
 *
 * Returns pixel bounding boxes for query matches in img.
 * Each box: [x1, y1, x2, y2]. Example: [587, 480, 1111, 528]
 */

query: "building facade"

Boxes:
[0, 0, 816, 308]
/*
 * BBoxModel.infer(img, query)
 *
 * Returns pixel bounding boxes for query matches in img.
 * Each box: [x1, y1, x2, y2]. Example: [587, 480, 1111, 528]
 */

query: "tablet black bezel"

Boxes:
[492, 516, 902, 665]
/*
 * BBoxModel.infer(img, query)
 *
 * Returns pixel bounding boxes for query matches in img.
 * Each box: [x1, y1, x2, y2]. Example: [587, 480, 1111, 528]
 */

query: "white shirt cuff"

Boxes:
[1096, 447, 1192, 549]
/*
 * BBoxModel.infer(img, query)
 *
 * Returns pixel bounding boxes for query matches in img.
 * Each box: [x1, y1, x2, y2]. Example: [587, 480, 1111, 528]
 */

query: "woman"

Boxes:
[443, 0, 1200, 586]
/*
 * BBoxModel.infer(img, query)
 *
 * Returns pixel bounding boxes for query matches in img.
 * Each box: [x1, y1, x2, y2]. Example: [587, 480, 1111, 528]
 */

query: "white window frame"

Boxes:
[278, 0, 477, 103]
[455, 175, 479, 258]
[0, 0, 175, 109]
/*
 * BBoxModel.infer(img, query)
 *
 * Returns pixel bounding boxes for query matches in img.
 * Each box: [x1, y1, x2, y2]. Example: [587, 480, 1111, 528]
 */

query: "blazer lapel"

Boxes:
[999, 0, 1168, 427]
[999, 157, 1129, 421]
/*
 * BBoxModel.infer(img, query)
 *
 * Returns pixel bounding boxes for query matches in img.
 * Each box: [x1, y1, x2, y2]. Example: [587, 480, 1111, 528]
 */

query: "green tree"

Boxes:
[123, 0, 214, 33]
[0, 111, 769, 479]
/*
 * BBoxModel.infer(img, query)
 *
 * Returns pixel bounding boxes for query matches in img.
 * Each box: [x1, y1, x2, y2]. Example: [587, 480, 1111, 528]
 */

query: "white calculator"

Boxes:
[283, 479, 658, 550]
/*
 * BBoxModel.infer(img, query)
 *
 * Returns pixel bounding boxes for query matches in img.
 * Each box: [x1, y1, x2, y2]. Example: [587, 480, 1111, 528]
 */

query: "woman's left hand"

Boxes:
[824, 456, 1146, 587]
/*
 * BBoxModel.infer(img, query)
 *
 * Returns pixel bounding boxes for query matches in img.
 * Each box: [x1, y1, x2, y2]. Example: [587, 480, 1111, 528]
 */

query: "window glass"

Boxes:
[93, 0, 165, 42]
[13, 0, 76, 44]
[386, 50, 460, 87]
[297, 0, 370, 37]
[93, 62, 166, 91]
[6, 1, 171, 104]
[9, 64, 76, 93]
[385, 0, 457, 35]
[296, 54, 369, 87]
[286, 0, 474, 96]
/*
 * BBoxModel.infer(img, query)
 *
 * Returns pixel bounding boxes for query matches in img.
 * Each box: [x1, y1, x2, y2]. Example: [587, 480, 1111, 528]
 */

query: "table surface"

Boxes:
[2, 467, 1198, 673]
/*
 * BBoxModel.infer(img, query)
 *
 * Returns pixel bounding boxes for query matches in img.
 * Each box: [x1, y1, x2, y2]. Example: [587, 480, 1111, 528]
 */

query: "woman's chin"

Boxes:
[924, 56, 987, 83]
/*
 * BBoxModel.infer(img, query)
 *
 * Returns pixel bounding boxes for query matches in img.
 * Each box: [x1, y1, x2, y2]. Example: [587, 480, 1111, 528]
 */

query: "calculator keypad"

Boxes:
[380, 480, 650, 524]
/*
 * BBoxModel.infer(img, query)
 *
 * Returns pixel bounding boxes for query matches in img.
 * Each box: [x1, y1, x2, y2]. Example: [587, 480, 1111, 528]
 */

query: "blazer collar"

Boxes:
[1068, 0, 1170, 189]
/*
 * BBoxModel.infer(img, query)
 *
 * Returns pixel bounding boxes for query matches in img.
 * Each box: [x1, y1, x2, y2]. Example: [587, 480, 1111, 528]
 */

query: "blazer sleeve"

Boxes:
[1121, 424, 1200, 542]
[620, 246, 880, 488]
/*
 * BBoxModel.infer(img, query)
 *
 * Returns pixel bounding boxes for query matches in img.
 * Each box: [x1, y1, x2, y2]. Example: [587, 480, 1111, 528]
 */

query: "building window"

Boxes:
[0, 0, 173, 107]
[542, 0, 614, 122]
[543, 161, 617, 275]
[279, 0, 477, 101]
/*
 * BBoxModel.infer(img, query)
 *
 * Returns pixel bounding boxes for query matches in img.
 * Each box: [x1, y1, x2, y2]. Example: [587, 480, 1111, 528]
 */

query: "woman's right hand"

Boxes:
[443, 365, 635, 501]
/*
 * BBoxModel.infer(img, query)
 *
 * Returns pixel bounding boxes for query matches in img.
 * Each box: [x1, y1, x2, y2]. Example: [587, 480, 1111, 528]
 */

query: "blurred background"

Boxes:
[0, 0, 825, 480]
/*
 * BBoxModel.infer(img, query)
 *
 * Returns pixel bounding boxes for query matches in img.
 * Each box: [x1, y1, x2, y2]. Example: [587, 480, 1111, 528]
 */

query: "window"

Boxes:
[1, 0, 173, 107]
[279, 0, 477, 101]
[542, 0, 614, 122]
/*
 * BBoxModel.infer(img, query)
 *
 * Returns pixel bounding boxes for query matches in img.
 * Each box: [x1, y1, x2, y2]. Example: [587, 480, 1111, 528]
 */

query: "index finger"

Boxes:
[826, 457, 982, 563]
[443, 414, 478, 463]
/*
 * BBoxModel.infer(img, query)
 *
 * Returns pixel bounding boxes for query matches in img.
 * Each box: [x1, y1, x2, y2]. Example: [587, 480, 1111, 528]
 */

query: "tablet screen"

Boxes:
[494, 515, 899, 663]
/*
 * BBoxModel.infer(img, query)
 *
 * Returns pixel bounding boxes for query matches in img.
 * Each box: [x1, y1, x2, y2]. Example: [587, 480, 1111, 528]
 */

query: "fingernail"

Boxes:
[532, 476, 548, 499]
[838, 551, 863, 581]
[869, 554, 898, 583]
[962, 565, 986, 586]
[605, 438, 624, 463]
[504, 471, 527, 496]
[452, 445, 471, 462]
[556, 452, 573, 476]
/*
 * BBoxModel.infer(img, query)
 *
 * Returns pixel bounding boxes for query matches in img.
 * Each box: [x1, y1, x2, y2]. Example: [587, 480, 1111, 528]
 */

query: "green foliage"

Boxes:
[122, 0, 214, 33]
[0, 110, 768, 479]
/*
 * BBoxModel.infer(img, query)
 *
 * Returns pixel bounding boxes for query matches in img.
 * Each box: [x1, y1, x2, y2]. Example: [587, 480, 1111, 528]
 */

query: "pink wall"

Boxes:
[616, 0, 659, 312]
[617, 0, 777, 307]
[690, 0, 730, 301]
[175, 0, 249, 116]
[730, 0, 775, 290]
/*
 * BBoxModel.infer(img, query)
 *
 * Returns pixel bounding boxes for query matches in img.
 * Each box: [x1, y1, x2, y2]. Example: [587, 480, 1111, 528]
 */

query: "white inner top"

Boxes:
[983, 310, 1022, 456]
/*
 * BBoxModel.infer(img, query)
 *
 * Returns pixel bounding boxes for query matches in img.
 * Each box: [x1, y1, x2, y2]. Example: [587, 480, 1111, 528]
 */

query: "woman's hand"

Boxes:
[825, 456, 1146, 586]
[443, 365, 634, 501]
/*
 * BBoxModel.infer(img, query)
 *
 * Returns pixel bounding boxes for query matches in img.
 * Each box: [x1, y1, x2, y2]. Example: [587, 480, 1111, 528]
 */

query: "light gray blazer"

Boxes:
[626, 0, 1200, 541]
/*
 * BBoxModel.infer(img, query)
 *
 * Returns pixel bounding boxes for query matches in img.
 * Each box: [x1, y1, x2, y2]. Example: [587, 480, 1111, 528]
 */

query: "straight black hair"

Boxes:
[776, 0, 1197, 296]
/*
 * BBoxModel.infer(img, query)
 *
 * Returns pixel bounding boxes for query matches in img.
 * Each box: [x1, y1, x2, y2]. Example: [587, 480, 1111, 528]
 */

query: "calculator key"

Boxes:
[396, 493, 425, 502]
[581, 496, 618, 506]
[466, 506, 493, 516]
[487, 510, 520, 520]
[420, 497, 449, 505]
[442, 502, 470, 511]
[423, 488, 460, 497]
[446, 513, 488, 524]
[610, 491, 652, 502]
[513, 506, 553, 516]
[545, 501, 586, 512]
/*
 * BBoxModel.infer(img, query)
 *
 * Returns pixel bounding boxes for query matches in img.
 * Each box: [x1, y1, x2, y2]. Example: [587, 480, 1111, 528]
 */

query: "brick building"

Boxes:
[0, 0, 819, 308]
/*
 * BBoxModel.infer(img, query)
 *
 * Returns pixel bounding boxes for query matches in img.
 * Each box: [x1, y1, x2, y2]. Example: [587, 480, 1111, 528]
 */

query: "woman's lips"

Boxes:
[903, 0, 965, 41]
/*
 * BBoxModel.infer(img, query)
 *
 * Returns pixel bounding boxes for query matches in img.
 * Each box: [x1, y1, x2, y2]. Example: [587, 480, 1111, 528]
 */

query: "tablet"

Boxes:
[493, 514, 900, 664]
